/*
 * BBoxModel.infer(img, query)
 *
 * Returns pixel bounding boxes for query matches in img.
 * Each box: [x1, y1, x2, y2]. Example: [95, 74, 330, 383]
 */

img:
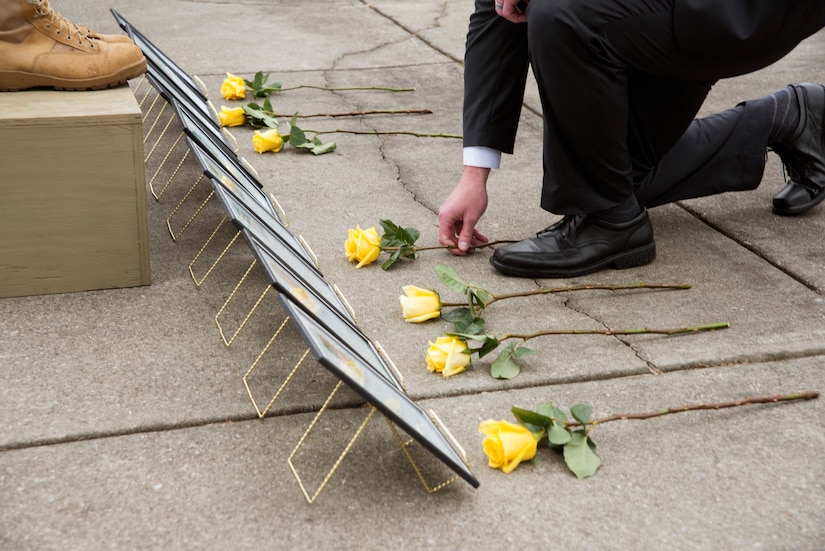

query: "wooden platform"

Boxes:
[0, 86, 150, 298]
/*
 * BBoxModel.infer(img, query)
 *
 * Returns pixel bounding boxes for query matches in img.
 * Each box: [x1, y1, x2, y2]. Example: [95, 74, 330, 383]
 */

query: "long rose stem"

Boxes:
[564, 391, 820, 429]
[503, 322, 730, 341]
[308, 129, 463, 139]
[440, 282, 692, 308]
[382, 240, 518, 256]
[278, 85, 415, 92]
[274, 108, 433, 118]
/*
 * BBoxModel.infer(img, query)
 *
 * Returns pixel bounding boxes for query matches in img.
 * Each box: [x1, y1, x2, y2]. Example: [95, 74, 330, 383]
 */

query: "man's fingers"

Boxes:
[471, 229, 490, 245]
[458, 233, 474, 252]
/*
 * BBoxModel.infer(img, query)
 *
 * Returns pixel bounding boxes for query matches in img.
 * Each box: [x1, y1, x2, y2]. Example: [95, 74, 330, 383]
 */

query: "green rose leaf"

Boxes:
[381, 249, 402, 270]
[537, 403, 568, 424]
[470, 286, 493, 305]
[312, 141, 337, 155]
[511, 406, 554, 428]
[379, 218, 403, 237]
[434, 263, 469, 295]
[563, 431, 601, 479]
[570, 404, 593, 426]
[441, 308, 484, 334]
[476, 335, 501, 358]
[242, 105, 278, 129]
[379, 220, 419, 259]
[490, 343, 520, 379]
[461, 317, 486, 336]
[246, 71, 282, 97]
[254, 71, 266, 90]
[513, 345, 539, 359]
[467, 289, 488, 316]
[289, 125, 309, 147]
[451, 332, 491, 343]
[548, 424, 571, 446]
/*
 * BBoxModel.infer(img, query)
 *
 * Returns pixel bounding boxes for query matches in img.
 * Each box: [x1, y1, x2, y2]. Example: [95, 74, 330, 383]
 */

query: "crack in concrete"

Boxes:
[319, 71, 428, 213]
[360, 0, 457, 63]
[315, 67, 408, 199]
[560, 293, 665, 375]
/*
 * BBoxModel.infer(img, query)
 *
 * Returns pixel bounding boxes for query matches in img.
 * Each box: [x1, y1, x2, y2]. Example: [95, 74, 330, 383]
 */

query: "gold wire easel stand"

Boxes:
[287, 381, 378, 504]
[286, 378, 465, 504]
[188, 217, 241, 287]
[147, 131, 186, 199]
[385, 418, 460, 494]
[242, 317, 312, 419]
[167, 183, 211, 241]
[215, 259, 272, 347]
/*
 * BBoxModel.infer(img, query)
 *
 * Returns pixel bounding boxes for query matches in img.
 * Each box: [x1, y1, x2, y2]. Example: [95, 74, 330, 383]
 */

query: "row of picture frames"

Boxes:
[111, 9, 480, 502]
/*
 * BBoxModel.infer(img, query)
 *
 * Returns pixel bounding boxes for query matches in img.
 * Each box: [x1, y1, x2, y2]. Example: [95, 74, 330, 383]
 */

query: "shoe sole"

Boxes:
[490, 241, 656, 278]
[0, 58, 146, 92]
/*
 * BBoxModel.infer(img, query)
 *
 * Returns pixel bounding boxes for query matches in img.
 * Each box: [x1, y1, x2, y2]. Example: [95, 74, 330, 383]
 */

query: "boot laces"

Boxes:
[770, 146, 818, 194]
[30, 0, 98, 44]
[769, 147, 801, 183]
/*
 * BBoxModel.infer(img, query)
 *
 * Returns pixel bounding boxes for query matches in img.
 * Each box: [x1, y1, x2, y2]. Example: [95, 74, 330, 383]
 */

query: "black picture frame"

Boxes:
[243, 228, 404, 391]
[144, 69, 216, 132]
[279, 295, 479, 488]
[188, 136, 278, 221]
[207, 177, 319, 274]
[169, 98, 265, 196]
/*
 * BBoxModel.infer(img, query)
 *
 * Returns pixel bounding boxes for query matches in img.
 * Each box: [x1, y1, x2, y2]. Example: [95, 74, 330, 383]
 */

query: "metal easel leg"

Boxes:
[166, 177, 211, 241]
[287, 381, 377, 504]
[214, 259, 273, 347]
[242, 317, 311, 418]
[188, 216, 241, 287]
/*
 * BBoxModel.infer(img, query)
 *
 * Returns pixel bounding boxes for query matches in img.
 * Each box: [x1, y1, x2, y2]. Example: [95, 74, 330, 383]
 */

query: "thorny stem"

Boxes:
[278, 85, 415, 92]
[276, 108, 433, 118]
[440, 282, 691, 308]
[382, 240, 518, 255]
[307, 129, 463, 139]
[501, 322, 730, 342]
[563, 391, 820, 429]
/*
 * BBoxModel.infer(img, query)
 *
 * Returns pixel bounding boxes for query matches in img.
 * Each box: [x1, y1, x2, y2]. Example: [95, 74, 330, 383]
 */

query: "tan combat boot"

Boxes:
[0, 0, 146, 91]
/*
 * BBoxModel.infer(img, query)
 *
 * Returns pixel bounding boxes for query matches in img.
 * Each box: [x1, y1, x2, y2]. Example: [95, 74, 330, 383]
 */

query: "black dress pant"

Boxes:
[463, 0, 825, 215]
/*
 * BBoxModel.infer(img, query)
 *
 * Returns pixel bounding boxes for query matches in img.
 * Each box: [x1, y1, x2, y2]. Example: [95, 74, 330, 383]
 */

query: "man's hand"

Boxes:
[495, 0, 528, 24]
[438, 166, 491, 256]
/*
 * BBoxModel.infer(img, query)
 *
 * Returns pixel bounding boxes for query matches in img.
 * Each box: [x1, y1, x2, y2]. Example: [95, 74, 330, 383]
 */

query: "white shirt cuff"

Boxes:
[463, 146, 502, 169]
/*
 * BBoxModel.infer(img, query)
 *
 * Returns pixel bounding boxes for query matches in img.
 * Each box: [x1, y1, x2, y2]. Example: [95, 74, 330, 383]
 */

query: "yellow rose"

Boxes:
[399, 285, 441, 323]
[252, 129, 284, 154]
[344, 225, 381, 268]
[220, 72, 246, 100]
[425, 335, 471, 377]
[217, 106, 245, 127]
[478, 419, 538, 474]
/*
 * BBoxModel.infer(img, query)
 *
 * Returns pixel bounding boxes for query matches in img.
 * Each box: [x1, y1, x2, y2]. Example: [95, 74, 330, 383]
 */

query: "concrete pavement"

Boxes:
[1, 1, 823, 549]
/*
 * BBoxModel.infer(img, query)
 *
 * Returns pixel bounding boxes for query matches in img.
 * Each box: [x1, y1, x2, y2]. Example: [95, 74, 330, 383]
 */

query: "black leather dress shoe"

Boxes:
[772, 83, 825, 216]
[490, 210, 655, 278]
